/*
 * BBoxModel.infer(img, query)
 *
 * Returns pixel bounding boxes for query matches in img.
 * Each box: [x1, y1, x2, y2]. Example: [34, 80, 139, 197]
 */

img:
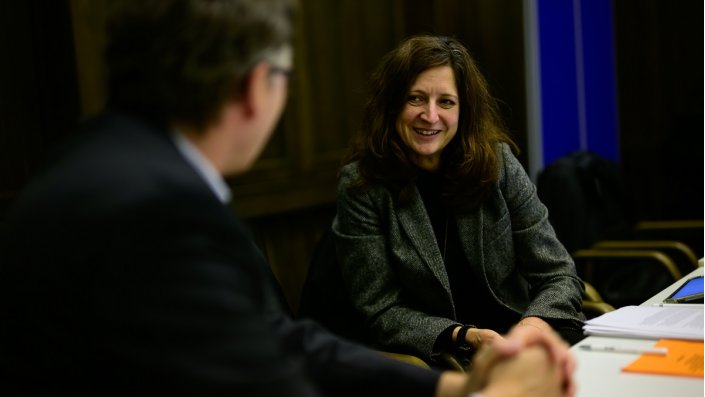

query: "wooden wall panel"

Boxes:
[69, 0, 107, 117]
[0, 0, 80, 219]
[229, 0, 405, 217]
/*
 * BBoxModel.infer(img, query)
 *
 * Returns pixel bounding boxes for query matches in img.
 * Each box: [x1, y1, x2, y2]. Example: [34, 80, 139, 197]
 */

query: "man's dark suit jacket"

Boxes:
[0, 112, 439, 396]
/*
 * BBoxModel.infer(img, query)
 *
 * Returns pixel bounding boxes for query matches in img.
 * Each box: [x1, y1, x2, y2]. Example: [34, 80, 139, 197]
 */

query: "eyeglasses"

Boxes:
[269, 66, 295, 81]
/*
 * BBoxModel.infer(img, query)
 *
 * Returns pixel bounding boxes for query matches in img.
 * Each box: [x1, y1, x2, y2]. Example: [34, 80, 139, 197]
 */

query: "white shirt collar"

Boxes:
[171, 130, 232, 203]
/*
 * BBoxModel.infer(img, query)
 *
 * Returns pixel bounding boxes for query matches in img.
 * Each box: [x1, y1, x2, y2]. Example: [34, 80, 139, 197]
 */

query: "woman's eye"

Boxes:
[440, 99, 457, 108]
[407, 95, 424, 104]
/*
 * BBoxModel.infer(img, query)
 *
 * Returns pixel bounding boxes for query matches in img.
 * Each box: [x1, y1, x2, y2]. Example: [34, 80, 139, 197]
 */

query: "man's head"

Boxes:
[106, 0, 296, 133]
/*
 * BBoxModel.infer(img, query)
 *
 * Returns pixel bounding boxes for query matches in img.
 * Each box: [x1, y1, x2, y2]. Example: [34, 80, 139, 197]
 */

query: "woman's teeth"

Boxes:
[414, 128, 440, 136]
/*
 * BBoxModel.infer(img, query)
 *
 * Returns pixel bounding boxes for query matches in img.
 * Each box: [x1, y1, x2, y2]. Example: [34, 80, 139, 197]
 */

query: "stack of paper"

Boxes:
[583, 305, 704, 340]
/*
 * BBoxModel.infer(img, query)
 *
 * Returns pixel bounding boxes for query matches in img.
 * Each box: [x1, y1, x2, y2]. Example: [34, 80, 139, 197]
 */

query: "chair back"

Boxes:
[593, 240, 699, 275]
[298, 227, 368, 343]
[573, 249, 680, 308]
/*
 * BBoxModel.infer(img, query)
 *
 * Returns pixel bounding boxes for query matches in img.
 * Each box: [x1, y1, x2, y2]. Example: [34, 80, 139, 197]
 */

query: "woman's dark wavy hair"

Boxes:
[106, 0, 295, 131]
[345, 35, 517, 212]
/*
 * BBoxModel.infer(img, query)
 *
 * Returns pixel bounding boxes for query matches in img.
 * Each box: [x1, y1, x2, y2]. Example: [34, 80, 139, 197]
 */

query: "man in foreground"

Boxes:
[0, 1, 575, 396]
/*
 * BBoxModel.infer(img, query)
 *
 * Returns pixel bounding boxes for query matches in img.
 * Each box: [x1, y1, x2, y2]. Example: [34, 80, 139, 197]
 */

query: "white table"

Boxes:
[572, 267, 704, 397]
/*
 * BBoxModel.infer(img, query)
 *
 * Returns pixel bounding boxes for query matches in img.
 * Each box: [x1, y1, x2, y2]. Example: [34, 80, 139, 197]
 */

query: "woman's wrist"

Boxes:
[516, 316, 552, 332]
[454, 324, 479, 351]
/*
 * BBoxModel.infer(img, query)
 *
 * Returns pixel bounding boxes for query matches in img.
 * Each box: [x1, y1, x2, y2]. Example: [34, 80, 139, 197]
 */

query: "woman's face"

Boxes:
[395, 65, 459, 171]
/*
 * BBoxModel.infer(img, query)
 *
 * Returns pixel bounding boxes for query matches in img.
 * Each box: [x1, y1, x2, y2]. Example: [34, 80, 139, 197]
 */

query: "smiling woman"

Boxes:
[395, 65, 460, 171]
[332, 35, 586, 369]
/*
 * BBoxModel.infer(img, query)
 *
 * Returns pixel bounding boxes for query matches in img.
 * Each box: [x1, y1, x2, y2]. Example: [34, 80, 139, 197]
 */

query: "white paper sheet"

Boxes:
[583, 305, 704, 340]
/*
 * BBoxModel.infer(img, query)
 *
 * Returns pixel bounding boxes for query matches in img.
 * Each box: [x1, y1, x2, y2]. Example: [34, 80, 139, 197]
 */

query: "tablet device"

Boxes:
[663, 275, 704, 303]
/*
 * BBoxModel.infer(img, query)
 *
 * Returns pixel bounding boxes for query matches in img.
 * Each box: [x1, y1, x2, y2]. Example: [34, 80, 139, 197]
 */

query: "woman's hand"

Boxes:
[503, 324, 576, 397]
[464, 325, 576, 397]
[466, 328, 503, 350]
[452, 326, 504, 350]
[436, 325, 575, 397]
[481, 345, 564, 397]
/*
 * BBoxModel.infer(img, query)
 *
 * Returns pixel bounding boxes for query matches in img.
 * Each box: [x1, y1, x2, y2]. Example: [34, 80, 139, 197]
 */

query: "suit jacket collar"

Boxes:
[92, 111, 227, 207]
[171, 130, 231, 203]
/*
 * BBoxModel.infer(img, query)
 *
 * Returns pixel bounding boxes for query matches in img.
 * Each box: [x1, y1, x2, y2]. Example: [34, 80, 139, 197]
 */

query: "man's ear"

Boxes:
[240, 62, 270, 118]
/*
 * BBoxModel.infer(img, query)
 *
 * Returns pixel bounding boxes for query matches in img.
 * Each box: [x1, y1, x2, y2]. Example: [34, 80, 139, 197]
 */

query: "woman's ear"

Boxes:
[240, 62, 270, 118]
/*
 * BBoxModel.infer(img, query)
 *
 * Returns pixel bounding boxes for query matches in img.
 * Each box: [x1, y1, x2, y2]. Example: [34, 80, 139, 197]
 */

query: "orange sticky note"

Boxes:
[623, 339, 704, 378]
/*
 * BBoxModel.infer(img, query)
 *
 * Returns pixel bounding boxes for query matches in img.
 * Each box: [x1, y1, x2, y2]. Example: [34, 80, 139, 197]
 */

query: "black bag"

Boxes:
[537, 151, 632, 254]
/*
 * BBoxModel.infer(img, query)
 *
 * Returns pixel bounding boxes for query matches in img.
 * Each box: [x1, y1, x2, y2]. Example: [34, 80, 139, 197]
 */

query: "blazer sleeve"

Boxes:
[98, 194, 441, 396]
[269, 314, 441, 397]
[332, 164, 459, 360]
[498, 144, 585, 321]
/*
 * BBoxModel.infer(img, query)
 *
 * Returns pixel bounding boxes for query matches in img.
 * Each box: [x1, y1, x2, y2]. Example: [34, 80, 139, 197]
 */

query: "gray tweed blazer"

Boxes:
[332, 143, 585, 360]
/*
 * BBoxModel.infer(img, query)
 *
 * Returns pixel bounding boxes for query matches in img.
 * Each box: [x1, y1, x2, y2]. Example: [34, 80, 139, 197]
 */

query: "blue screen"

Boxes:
[671, 276, 704, 299]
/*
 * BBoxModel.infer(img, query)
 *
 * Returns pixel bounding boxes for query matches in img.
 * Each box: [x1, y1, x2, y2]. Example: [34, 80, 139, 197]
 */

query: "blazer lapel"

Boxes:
[397, 188, 452, 295]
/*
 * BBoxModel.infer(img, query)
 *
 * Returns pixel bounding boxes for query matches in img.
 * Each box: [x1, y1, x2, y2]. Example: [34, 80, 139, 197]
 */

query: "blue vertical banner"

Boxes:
[579, 0, 619, 161]
[524, 0, 619, 179]
[537, 0, 582, 166]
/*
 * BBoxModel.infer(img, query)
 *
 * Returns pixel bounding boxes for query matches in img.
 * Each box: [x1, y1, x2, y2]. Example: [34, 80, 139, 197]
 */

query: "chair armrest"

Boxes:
[582, 301, 615, 319]
[583, 281, 604, 303]
[381, 351, 431, 369]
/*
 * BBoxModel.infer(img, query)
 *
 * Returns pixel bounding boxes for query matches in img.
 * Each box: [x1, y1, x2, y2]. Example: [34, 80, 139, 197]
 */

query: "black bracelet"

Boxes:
[455, 324, 477, 351]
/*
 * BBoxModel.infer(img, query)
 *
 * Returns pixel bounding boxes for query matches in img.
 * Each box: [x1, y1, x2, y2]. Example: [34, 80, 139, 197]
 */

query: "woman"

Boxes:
[332, 35, 585, 368]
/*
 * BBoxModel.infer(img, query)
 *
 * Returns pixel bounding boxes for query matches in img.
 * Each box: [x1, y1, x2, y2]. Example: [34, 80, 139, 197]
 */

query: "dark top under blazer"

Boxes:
[0, 112, 438, 396]
[332, 143, 585, 360]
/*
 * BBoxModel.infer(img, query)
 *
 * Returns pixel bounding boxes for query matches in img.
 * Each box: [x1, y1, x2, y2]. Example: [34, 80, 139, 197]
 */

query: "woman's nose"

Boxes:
[419, 103, 439, 123]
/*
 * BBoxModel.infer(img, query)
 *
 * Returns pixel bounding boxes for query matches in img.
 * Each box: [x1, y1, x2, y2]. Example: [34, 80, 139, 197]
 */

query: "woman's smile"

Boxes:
[396, 65, 459, 171]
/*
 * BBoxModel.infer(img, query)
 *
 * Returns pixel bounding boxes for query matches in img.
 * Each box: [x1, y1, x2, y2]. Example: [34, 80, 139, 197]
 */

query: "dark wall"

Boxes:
[0, 0, 80, 219]
[614, 0, 703, 221]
